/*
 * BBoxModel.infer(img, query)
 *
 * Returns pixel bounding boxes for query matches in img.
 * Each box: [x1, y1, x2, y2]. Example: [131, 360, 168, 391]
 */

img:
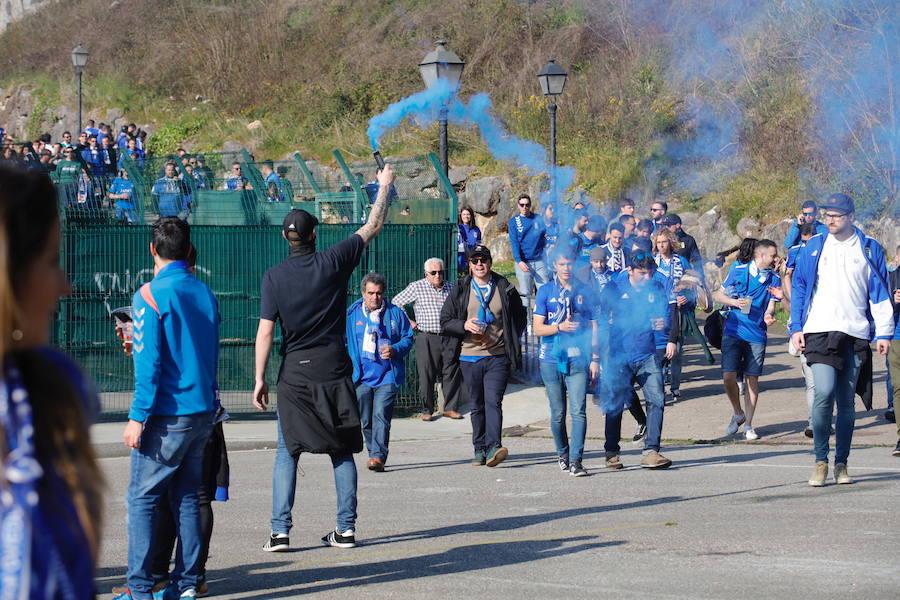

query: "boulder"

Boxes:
[495, 191, 516, 226]
[488, 234, 513, 262]
[476, 213, 499, 241]
[695, 206, 740, 258]
[448, 166, 476, 186]
[464, 176, 502, 214]
[735, 216, 762, 239]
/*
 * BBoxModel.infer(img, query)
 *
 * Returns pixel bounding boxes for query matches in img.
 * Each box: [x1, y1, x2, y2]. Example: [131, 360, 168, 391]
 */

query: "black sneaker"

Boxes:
[632, 422, 647, 442]
[893, 440, 900, 457]
[558, 455, 569, 471]
[322, 528, 356, 548]
[886, 410, 895, 423]
[804, 426, 813, 438]
[262, 532, 289, 552]
[569, 461, 588, 477]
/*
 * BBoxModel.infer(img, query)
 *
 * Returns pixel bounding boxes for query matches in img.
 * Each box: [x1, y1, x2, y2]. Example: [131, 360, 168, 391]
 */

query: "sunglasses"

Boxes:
[651, 208, 664, 212]
[518, 203, 531, 207]
[802, 211, 815, 216]
[425, 270, 443, 276]
[470, 257, 490, 264]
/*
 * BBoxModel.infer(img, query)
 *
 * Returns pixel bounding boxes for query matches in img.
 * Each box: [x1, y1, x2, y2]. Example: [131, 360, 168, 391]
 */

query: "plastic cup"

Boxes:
[740, 298, 752, 314]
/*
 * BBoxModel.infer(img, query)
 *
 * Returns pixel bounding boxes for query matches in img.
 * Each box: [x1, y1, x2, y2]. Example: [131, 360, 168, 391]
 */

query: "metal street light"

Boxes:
[419, 40, 465, 175]
[71, 45, 89, 135]
[537, 59, 568, 168]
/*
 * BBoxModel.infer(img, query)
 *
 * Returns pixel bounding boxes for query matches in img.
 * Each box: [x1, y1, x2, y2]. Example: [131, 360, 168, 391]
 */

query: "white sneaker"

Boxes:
[725, 413, 746, 435]
[744, 427, 759, 441]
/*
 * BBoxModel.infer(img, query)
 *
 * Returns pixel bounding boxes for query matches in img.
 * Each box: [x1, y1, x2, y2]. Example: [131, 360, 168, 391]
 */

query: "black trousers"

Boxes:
[459, 355, 510, 452]
[415, 332, 466, 413]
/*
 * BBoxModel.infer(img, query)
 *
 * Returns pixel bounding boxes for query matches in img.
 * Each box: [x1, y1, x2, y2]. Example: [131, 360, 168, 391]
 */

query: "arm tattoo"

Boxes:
[355, 183, 390, 244]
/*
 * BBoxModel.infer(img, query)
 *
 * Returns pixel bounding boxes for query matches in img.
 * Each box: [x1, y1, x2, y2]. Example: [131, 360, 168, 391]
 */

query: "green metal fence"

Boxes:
[57, 222, 455, 420]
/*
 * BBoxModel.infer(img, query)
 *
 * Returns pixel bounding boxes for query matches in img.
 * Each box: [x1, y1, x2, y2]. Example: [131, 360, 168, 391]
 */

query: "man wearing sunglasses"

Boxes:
[508, 194, 548, 312]
[789, 193, 894, 486]
[392, 258, 466, 421]
[440, 245, 526, 467]
[650, 201, 668, 234]
[783, 200, 828, 249]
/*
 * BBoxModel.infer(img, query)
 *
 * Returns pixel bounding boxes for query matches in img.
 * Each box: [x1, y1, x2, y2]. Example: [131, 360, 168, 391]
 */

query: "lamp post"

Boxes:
[71, 45, 89, 135]
[419, 40, 465, 175]
[537, 59, 568, 169]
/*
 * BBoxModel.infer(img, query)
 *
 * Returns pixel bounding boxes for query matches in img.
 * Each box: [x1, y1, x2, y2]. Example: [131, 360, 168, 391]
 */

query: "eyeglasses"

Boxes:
[425, 270, 443, 276]
[470, 257, 490, 264]
[518, 202, 531, 207]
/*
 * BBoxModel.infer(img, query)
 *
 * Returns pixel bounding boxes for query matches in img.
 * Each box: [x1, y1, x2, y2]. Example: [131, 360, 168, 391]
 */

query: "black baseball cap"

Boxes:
[822, 193, 854, 215]
[467, 244, 492, 261]
[283, 209, 318, 240]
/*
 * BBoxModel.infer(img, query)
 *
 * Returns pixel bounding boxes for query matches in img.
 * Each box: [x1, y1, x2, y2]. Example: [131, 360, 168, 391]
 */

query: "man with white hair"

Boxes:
[392, 257, 466, 421]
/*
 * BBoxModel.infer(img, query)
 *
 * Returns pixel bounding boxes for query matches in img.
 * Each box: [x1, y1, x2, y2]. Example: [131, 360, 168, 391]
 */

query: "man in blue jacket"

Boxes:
[122, 217, 220, 599]
[346, 272, 414, 472]
[508, 193, 548, 311]
[789, 193, 894, 486]
[783, 200, 828, 249]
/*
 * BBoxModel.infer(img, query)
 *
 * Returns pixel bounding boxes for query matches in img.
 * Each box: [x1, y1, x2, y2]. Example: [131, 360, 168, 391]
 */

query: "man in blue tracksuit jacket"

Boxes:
[508, 193, 548, 311]
[783, 200, 828, 249]
[789, 193, 893, 486]
[345, 272, 414, 471]
[123, 217, 220, 598]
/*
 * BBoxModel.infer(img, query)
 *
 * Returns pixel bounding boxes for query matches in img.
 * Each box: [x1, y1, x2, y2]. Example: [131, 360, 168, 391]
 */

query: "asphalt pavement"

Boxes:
[93, 326, 900, 597]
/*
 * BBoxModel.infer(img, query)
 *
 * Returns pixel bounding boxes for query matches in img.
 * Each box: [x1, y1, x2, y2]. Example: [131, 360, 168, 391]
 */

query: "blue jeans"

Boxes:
[602, 354, 665, 455]
[810, 342, 863, 464]
[270, 419, 358, 535]
[514, 259, 549, 310]
[459, 355, 510, 452]
[540, 360, 588, 462]
[355, 383, 397, 461]
[127, 413, 213, 598]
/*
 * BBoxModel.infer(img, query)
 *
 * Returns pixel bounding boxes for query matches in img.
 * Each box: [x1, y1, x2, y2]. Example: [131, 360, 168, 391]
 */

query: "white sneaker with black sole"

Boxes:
[263, 532, 290, 552]
[322, 528, 356, 548]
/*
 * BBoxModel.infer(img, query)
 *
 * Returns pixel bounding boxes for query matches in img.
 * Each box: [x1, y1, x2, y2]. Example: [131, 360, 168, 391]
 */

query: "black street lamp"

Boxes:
[537, 59, 568, 168]
[419, 40, 465, 175]
[71, 45, 89, 135]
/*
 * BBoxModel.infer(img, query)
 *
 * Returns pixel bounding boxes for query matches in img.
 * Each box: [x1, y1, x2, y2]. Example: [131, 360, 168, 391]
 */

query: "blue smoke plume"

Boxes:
[367, 80, 576, 205]
[802, 1, 898, 214]
[367, 78, 454, 150]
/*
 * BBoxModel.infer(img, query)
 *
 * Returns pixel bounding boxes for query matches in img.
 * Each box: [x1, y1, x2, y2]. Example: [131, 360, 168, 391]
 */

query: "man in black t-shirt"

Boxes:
[253, 165, 395, 552]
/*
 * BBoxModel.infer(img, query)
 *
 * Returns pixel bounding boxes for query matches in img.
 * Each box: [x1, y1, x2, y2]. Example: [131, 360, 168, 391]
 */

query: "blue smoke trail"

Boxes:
[367, 81, 577, 203]
[367, 78, 453, 150]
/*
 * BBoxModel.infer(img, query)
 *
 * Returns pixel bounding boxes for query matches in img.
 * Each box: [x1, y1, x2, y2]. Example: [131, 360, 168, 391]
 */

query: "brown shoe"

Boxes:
[605, 454, 624, 469]
[441, 410, 463, 420]
[420, 412, 434, 421]
[367, 458, 385, 472]
[640, 450, 672, 469]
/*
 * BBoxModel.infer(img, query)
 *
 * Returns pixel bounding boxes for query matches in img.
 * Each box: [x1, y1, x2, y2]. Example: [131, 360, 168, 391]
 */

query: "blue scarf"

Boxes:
[470, 280, 496, 326]
[1, 355, 92, 599]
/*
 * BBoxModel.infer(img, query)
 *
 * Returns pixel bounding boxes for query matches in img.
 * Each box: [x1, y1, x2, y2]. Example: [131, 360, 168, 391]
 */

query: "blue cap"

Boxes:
[822, 193, 854, 215]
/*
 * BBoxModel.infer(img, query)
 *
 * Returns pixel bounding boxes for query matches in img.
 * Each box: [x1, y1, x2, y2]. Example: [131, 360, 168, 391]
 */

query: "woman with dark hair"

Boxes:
[457, 206, 482, 272]
[0, 165, 104, 598]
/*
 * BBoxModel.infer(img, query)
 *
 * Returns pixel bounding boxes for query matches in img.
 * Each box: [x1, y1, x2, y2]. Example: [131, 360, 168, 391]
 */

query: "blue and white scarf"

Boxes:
[1, 356, 86, 599]
[361, 303, 387, 360]
[470, 280, 496, 326]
